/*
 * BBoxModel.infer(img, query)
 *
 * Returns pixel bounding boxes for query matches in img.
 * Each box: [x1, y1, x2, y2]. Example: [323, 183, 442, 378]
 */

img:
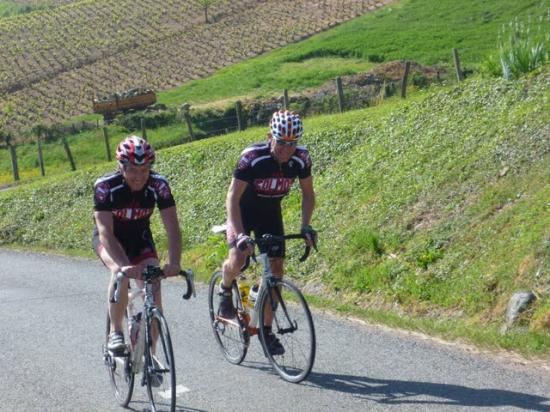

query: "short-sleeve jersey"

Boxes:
[93, 170, 175, 241]
[233, 143, 312, 207]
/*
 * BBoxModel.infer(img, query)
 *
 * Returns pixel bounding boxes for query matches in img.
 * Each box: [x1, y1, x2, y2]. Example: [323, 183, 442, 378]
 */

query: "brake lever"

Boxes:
[181, 269, 195, 300]
[299, 246, 311, 262]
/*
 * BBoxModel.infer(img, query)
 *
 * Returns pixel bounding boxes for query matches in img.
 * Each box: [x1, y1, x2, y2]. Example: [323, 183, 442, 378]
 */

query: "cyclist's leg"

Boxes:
[94, 231, 131, 334]
[254, 204, 285, 329]
[131, 238, 161, 353]
[223, 219, 250, 286]
[263, 257, 283, 327]
[221, 246, 247, 286]
[219, 216, 251, 318]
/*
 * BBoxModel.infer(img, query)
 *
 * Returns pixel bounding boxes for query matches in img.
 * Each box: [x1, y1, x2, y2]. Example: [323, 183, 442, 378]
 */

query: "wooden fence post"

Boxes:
[283, 89, 289, 110]
[61, 136, 76, 171]
[7, 142, 19, 181]
[235, 100, 243, 131]
[452, 48, 464, 82]
[37, 137, 45, 176]
[336, 77, 345, 113]
[103, 127, 112, 161]
[181, 104, 195, 141]
[401, 61, 411, 98]
[141, 118, 147, 140]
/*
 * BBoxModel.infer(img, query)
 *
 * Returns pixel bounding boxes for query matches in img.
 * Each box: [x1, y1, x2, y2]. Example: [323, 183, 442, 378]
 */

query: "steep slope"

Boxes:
[0, 66, 548, 353]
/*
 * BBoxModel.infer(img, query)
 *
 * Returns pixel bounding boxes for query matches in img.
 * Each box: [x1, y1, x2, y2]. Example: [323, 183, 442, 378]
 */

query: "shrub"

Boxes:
[486, 14, 549, 79]
[367, 54, 385, 63]
[115, 109, 177, 131]
[191, 105, 239, 135]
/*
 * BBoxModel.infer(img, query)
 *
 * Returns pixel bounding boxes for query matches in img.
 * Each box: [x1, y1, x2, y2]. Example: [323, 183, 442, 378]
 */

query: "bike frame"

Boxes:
[127, 280, 158, 377]
[235, 233, 314, 335]
[109, 266, 194, 376]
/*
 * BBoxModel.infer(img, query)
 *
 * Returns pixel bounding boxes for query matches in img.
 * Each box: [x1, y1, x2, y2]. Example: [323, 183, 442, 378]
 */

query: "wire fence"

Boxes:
[1, 50, 467, 184]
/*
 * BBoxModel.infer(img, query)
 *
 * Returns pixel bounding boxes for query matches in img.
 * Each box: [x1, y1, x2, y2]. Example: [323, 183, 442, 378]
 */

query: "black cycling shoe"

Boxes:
[262, 332, 285, 356]
[218, 286, 237, 319]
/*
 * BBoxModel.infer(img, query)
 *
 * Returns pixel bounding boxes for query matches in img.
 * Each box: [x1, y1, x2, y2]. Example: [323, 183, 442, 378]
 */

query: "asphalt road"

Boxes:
[1, 249, 549, 411]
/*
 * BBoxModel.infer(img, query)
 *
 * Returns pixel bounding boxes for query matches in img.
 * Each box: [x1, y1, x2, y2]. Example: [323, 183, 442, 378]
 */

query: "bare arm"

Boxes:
[299, 176, 315, 228]
[94, 211, 130, 271]
[159, 205, 182, 271]
[226, 178, 249, 235]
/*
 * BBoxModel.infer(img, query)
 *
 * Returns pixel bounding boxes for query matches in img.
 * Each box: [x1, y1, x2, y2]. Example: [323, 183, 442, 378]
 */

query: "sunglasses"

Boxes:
[275, 139, 297, 147]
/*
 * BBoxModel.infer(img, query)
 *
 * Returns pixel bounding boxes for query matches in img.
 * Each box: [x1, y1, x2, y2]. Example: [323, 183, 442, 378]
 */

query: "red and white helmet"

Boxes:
[115, 135, 155, 166]
[270, 110, 303, 142]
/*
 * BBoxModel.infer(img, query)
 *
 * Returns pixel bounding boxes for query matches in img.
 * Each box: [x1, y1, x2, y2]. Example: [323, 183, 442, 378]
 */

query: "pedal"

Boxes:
[107, 346, 130, 357]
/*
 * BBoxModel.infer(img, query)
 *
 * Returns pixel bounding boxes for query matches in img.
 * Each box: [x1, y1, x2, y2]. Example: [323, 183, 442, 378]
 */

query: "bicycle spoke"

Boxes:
[105, 312, 134, 407]
[208, 271, 249, 364]
[145, 309, 176, 412]
[259, 279, 316, 383]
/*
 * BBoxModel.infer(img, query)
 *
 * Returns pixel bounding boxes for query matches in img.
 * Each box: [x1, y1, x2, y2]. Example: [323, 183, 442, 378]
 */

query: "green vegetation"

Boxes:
[159, 0, 548, 105]
[0, 0, 368, 132]
[0, 122, 194, 184]
[1, 0, 548, 358]
[0, 2, 42, 17]
[1, 66, 548, 355]
[484, 12, 549, 79]
[3, 0, 547, 187]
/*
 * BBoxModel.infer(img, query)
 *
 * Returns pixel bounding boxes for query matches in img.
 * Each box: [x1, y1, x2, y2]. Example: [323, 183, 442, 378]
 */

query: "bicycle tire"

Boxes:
[208, 271, 249, 364]
[258, 278, 316, 383]
[145, 308, 176, 412]
[105, 312, 135, 406]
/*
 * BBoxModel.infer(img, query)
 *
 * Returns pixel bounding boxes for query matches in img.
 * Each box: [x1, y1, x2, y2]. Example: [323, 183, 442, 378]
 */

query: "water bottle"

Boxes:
[238, 280, 251, 309]
[249, 283, 259, 304]
[248, 283, 261, 328]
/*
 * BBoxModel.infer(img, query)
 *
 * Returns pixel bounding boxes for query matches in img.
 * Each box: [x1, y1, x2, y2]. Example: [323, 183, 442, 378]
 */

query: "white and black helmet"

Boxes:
[270, 110, 303, 142]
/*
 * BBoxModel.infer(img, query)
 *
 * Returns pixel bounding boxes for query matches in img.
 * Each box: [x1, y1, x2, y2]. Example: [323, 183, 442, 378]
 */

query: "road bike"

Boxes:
[103, 266, 195, 412]
[208, 229, 316, 383]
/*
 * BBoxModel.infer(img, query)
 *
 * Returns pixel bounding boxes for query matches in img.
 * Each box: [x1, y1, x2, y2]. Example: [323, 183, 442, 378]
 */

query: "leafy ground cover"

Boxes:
[1, 66, 548, 356]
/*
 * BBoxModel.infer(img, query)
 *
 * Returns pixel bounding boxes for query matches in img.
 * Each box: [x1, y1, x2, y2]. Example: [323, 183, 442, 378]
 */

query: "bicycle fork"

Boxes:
[268, 285, 298, 336]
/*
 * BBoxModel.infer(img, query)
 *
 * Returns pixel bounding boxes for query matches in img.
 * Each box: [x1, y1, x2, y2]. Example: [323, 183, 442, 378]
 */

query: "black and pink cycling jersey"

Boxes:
[230, 142, 313, 257]
[234, 142, 312, 206]
[92, 170, 175, 245]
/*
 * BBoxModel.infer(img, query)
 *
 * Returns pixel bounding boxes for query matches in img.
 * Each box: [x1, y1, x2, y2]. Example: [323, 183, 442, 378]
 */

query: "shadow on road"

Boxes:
[305, 372, 550, 411]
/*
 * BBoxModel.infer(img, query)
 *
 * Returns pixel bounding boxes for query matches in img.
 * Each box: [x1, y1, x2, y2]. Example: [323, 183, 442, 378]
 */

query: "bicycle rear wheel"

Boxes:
[258, 279, 316, 383]
[104, 312, 134, 406]
[145, 308, 176, 412]
[208, 271, 249, 364]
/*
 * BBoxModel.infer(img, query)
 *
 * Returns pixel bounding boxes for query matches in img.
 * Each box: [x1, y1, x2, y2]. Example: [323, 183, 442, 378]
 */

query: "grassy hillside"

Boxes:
[1, 66, 548, 355]
[2, 0, 547, 186]
[0, 0, 374, 133]
[159, 0, 548, 104]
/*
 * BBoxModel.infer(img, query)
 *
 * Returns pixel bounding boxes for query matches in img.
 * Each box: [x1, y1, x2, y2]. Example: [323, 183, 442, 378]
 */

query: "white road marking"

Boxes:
[158, 385, 190, 399]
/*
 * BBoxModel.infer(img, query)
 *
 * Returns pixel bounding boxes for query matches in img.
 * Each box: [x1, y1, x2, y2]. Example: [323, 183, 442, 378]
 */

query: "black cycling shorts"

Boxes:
[229, 201, 285, 258]
[92, 226, 158, 265]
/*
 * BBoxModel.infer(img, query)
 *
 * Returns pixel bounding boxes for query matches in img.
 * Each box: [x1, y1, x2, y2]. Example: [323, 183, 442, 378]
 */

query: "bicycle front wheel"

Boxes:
[208, 271, 249, 364]
[258, 279, 316, 383]
[145, 308, 176, 412]
[104, 312, 134, 406]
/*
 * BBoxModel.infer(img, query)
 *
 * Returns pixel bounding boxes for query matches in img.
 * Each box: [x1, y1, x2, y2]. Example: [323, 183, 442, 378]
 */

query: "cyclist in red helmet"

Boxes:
[219, 110, 317, 355]
[93, 135, 182, 352]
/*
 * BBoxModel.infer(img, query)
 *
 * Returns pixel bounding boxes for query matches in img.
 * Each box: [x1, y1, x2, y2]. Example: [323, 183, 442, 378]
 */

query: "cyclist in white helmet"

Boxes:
[92, 135, 182, 352]
[219, 110, 317, 355]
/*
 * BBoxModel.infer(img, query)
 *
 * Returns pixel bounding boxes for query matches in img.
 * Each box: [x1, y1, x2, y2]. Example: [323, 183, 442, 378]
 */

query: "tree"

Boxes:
[195, 0, 222, 24]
